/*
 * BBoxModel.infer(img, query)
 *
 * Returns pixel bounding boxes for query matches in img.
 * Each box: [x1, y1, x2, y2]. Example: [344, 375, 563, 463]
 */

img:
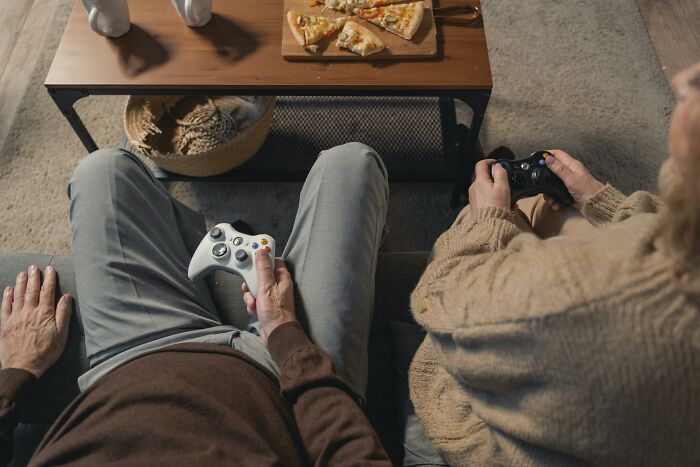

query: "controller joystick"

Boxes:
[188, 223, 276, 298]
[489, 151, 574, 206]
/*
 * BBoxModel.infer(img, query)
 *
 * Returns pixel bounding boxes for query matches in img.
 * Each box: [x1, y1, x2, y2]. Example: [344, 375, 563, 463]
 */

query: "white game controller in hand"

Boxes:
[188, 223, 276, 298]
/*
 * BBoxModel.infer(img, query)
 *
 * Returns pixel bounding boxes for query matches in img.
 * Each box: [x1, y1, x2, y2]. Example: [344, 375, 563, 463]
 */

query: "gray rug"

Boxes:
[0, 0, 674, 255]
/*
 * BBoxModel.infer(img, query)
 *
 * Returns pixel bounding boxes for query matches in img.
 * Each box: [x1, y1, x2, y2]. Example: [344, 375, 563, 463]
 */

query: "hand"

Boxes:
[468, 159, 511, 210]
[242, 251, 297, 347]
[1, 265, 72, 378]
[543, 150, 604, 209]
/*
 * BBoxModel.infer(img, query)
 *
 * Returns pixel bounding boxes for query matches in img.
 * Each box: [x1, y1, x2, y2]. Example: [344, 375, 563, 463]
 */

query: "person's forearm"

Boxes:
[0, 368, 36, 465]
[268, 322, 391, 466]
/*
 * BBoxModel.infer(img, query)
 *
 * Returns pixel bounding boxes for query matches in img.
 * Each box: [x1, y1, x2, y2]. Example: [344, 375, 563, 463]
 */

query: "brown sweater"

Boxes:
[409, 184, 700, 466]
[0, 322, 391, 466]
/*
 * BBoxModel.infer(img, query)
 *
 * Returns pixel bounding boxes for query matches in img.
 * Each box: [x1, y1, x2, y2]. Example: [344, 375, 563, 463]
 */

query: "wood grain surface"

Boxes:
[635, 0, 699, 80]
[45, 0, 491, 91]
[281, 0, 437, 60]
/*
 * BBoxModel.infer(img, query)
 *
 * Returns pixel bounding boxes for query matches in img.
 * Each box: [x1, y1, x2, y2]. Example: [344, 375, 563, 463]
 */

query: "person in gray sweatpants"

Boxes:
[68, 143, 388, 399]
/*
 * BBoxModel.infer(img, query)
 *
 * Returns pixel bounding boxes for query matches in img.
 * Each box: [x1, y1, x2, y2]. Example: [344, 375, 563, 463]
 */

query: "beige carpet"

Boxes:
[0, 0, 674, 255]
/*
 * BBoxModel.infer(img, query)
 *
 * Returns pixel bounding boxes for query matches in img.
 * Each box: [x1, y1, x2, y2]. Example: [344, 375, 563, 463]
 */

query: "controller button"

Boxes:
[251, 242, 259, 249]
[209, 227, 223, 239]
[212, 243, 228, 258]
[234, 249, 248, 262]
[233, 237, 243, 246]
[520, 162, 530, 171]
[539, 159, 546, 166]
[261, 239, 268, 245]
[264, 246, 271, 253]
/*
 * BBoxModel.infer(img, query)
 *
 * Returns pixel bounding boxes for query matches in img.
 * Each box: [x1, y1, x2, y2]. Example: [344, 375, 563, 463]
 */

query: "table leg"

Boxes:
[450, 91, 491, 208]
[48, 89, 98, 152]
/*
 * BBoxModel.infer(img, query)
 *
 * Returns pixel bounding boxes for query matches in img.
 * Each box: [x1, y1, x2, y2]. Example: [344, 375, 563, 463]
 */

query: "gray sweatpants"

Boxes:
[69, 143, 388, 398]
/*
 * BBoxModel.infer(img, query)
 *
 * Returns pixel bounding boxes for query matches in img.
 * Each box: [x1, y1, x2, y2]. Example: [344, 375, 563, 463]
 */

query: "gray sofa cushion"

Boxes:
[0, 251, 428, 466]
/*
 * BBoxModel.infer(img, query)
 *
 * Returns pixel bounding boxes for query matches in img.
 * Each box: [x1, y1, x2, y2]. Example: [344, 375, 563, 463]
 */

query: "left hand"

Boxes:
[0, 265, 73, 378]
[468, 159, 511, 210]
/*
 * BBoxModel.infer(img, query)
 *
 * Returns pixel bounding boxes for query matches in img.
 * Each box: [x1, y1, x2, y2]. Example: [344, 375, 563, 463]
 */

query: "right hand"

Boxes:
[241, 251, 297, 347]
[543, 150, 604, 209]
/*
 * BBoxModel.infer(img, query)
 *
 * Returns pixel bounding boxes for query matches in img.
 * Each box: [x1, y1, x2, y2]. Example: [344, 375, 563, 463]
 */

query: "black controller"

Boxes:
[490, 151, 574, 206]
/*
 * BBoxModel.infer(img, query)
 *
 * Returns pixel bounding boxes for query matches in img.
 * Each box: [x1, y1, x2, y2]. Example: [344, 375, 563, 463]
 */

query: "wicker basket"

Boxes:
[123, 95, 276, 177]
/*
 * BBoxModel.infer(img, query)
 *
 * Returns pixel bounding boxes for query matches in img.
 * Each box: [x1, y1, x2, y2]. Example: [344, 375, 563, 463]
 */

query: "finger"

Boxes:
[547, 150, 576, 167]
[55, 294, 73, 335]
[491, 162, 509, 187]
[24, 265, 41, 308]
[40, 266, 57, 309]
[255, 250, 275, 290]
[474, 159, 495, 181]
[13, 271, 28, 313]
[274, 259, 292, 284]
[1, 287, 13, 322]
[544, 154, 573, 181]
[241, 282, 249, 293]
[243, 291, 256, 307]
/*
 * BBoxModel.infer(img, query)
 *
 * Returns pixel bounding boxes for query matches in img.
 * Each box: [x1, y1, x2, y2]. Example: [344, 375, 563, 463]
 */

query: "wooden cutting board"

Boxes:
[282, 0, 437, 60]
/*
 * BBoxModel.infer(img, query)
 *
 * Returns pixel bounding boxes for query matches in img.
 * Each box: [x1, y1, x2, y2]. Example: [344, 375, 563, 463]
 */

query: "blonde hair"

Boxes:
[662, 78, 700, 296]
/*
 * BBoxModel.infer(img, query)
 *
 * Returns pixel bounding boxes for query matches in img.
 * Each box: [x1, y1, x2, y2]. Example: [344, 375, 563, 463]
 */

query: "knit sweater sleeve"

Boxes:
[581, 184, 663, 226]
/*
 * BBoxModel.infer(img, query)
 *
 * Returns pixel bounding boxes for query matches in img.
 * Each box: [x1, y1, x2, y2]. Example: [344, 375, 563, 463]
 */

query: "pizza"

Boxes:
[357, 1, 425, 40]
[317, 0, 405, 15]
[287, 10, 347, 51]
[335, 21, 385, 56]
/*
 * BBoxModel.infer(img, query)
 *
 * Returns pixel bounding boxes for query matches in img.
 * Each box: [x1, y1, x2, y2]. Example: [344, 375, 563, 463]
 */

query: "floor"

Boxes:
[0, 0, 698, 156]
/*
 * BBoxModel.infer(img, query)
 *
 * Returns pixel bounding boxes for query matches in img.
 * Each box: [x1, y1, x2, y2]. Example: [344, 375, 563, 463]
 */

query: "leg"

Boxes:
[69, 149, 222, 368]
[516, 195, 595, 238]
[282, 142, 389, 398]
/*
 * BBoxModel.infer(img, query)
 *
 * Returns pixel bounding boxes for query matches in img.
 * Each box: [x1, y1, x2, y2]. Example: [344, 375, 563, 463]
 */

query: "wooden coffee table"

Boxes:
[45, 0, 491, 206]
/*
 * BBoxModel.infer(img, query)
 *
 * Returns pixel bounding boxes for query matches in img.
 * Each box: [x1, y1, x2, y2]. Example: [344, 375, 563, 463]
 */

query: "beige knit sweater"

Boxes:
[409, 184, 700, 466]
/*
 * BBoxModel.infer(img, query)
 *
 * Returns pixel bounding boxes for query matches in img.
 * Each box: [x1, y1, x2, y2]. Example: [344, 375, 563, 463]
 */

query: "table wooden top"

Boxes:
[45, 0, 492, 92]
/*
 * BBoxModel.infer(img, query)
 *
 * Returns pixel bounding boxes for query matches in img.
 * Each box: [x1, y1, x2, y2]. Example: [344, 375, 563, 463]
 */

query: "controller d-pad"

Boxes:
[212, 243, 228, 257]
[235, 249, 248, 262]
[511, 172, 528, 187]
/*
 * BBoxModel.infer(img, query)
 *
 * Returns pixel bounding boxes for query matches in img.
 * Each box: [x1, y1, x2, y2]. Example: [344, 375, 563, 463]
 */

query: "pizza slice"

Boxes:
[357, 1, 425, 40]
[315, 0, 405, 15]
[335, 21, 385, 56]
[287, 10, 347, 51]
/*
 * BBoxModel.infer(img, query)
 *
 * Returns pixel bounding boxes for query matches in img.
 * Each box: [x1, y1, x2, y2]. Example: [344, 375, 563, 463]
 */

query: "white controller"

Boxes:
[188, 223, 276, 298]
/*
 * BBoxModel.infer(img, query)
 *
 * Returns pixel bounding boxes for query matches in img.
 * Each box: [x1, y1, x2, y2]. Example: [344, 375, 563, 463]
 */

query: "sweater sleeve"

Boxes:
[268, 322, 391, 467]
[581, 184, 663, 226]
[0, 368, 36, 466]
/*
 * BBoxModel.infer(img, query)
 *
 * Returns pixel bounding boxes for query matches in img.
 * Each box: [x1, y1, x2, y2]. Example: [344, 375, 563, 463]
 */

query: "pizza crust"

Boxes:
[287, 10, 307, 47]
[403, 1, 424, 40]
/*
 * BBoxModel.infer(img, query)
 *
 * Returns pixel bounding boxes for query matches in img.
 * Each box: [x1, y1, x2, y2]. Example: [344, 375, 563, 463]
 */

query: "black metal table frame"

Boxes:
[47, 86, 490, 207]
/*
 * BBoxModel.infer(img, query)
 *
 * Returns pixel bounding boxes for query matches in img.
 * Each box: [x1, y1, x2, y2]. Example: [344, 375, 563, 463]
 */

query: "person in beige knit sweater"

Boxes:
[409, 63, 700, 466]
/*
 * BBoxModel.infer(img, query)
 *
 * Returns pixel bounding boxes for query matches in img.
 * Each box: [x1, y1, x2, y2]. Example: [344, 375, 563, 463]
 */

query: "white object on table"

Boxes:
[170, 0, 213, 27]
[81, 0, 131, 37]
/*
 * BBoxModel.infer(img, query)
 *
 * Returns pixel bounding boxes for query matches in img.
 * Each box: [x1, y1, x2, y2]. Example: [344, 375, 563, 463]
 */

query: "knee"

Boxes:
[69, 149, 149, 199]
[321, 142, 388, 186]
[72, 149, 138, 181]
